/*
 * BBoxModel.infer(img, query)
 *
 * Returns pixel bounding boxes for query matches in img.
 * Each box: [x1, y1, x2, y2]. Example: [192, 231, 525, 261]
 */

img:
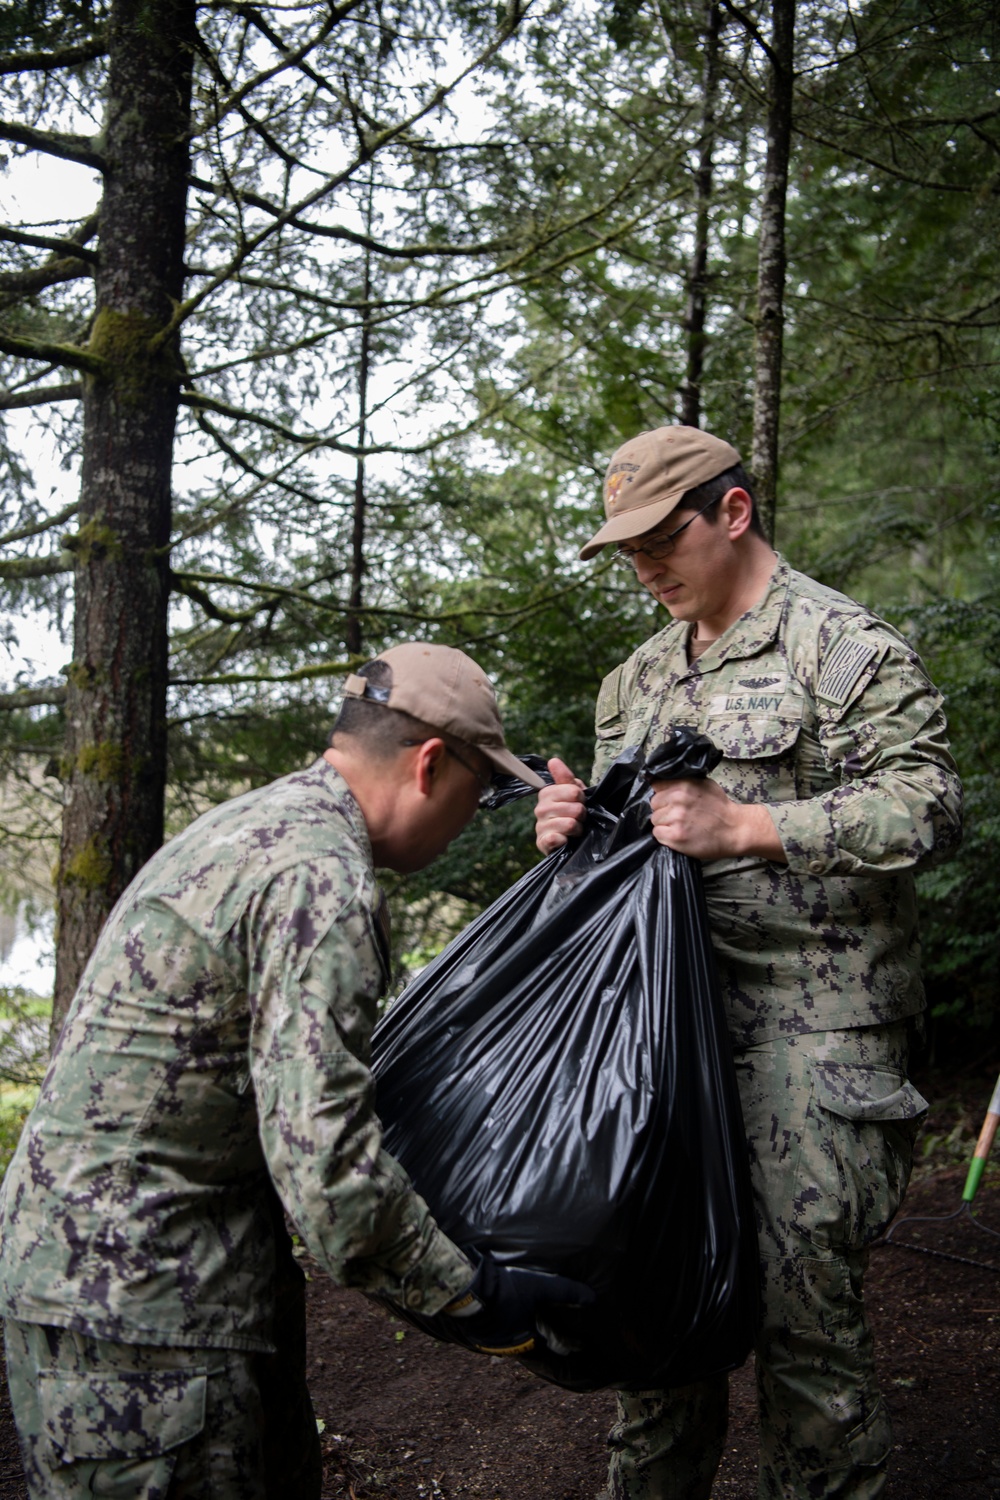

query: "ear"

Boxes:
[413, 737, 447, 798]
[721, 487, 753, 540]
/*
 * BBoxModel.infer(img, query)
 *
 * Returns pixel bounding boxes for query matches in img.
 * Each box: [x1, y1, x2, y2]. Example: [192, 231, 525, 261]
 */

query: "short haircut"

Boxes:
[672, 463, 766, 539]
[330, 660, 439, 760]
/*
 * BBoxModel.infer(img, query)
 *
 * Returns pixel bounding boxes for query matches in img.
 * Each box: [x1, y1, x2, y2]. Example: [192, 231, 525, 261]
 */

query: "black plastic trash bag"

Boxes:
[372, 728, 759, 1392]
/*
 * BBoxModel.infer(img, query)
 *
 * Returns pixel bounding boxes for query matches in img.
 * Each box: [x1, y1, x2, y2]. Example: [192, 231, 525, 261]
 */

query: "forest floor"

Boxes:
[1, 1052, 999, 1499]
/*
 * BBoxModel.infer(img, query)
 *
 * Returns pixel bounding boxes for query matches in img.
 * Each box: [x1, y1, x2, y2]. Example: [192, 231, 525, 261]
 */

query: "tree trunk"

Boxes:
[679, 0, 720, 430]
[345, 187, 375, 659]
[53, 0, 195, 1037]
[750, 0, 794, 543]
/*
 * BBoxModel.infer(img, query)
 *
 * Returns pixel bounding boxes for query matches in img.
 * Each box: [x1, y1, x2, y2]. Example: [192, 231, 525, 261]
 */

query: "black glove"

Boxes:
[444, 1250, 595, 1356]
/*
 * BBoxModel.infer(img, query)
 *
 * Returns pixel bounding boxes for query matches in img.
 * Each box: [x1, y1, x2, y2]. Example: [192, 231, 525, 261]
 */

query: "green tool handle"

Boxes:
[962, 1073, 1000, 1203]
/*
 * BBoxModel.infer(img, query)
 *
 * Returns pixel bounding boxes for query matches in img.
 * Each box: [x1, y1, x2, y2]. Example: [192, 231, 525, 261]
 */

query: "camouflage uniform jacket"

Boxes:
[0, 760, 472, 1351]
[593, 557, 962, 1048]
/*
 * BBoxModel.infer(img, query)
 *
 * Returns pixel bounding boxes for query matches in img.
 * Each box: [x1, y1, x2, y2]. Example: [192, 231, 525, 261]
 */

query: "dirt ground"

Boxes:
[1, 1059, 999, 1499]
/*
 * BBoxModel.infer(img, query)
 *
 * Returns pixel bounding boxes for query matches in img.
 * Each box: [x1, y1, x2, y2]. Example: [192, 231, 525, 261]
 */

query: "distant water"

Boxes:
[0, 905, 55, 997]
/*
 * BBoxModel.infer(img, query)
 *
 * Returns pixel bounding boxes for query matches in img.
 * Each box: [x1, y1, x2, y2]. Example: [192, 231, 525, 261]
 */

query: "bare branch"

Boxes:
[0, 501, 79, 547]
[718, 0, 776, 66]
[0, 260, 93, 297]
[180, 390, 348, 447]
[0, 686, 67, 711]
[172, 657, 356, 687]
[0, 37, 107, 77]
[0, 119, 104, 170]
[0, 554, 72, 580]
[0, 329, 107, 377]
[0, 219, 100, 262]
[0, 381, 82, 411]
[169, 569, 257, 625]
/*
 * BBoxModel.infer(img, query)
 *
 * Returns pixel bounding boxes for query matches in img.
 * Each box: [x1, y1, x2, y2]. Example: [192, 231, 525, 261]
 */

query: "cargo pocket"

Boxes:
[39, 1367, 206, 1475]
[794, 1063, 928, 1253]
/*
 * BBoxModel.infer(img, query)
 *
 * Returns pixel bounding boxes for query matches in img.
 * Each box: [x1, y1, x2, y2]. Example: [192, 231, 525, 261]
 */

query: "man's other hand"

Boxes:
[650, 777, 786, 862]
[534, 758, 587, 853]
[444, 1251, 595, 1357]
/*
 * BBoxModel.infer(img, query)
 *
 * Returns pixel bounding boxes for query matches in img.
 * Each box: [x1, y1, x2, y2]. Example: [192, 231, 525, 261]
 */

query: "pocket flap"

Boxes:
[812, 1063, 929, 1124]
[39, 1368, 206, 1463]
[706, 713, 802, 762]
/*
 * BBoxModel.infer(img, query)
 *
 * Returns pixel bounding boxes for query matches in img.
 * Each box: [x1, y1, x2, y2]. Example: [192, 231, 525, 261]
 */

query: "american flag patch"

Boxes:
[817, 635, 880, 704]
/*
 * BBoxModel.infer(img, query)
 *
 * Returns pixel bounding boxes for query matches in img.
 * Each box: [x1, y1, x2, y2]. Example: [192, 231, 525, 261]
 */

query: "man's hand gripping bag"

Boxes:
[372, 728, 759, 1392]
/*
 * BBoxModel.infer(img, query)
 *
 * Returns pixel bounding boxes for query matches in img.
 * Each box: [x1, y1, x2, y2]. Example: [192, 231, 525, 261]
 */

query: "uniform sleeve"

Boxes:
[247, 863, 472, 1315]
[591, 653, 645, 782]
[768, 622, 963, 877]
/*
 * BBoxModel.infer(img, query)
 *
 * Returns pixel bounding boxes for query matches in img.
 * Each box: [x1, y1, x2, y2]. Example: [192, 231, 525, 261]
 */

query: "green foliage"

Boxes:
[911, 563, 1000, 1041]
[0, 985, 49, 1088]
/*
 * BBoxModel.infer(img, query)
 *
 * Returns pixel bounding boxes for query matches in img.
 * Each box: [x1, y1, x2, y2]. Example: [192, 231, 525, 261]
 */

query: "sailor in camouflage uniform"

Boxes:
[0, 642, 578, 1500]
[535, 428, 963, 1500]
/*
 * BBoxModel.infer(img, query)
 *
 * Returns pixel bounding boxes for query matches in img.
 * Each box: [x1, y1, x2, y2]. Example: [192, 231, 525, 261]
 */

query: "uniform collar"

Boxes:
[310, 756, 375, 864]
[683, 555, 790, 675]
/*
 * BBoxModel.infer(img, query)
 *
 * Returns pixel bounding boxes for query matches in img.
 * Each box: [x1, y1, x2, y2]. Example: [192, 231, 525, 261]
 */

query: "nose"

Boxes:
[633, 550, 666, 586]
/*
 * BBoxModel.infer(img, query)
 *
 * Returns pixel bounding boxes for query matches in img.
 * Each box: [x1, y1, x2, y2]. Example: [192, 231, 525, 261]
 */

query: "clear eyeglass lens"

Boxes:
[614, 536, 672, 567]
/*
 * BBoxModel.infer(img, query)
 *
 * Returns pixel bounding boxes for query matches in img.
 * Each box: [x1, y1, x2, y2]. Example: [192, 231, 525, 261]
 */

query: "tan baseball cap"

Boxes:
[342, 642, 545, 788]
[580, 426, 741, 560]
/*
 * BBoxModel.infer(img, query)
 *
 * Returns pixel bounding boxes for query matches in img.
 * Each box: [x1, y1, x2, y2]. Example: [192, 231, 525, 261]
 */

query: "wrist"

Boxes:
[735, 803, 785, 862]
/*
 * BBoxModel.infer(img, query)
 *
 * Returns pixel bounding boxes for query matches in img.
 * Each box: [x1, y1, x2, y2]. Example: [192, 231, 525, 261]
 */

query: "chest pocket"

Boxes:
[706, 703, 807, 804]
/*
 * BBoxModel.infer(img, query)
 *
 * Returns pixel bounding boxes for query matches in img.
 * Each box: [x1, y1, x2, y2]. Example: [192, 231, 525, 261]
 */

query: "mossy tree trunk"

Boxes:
[53, 0, 195, 1037]
[750, 0, 795, 544]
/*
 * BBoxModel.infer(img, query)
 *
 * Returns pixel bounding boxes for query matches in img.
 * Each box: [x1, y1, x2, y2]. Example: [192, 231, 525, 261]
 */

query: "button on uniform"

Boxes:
[808, 859, 824, 874]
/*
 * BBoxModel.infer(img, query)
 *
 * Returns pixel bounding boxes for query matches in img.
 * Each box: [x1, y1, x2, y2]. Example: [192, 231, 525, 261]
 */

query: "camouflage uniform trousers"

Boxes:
[608, 1021, 926, 1500]
[4, 1252, 322, 1499]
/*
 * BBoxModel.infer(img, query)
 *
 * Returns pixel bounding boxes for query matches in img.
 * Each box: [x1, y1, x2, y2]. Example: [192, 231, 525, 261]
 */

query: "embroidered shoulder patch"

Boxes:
[817, 635, 879, 705]
[596, 664, 625, 727]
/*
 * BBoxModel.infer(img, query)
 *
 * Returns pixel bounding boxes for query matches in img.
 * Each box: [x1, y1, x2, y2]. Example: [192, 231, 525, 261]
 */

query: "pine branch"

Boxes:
[200, 0, 363, 131]
[174, 567, 594, 627]
[187, 176, 518, 258]
[188, 187, 654, 389]
[791, 119, 989, 192]
[152, 0, 531, 347]
[0, 120, 104, 170]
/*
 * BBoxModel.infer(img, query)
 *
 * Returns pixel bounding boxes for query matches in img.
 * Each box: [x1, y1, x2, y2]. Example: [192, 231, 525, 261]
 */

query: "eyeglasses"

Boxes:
[612, 495, 722, 568]
[445, 745, 494, 802]
[401, 739, 495, 804]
